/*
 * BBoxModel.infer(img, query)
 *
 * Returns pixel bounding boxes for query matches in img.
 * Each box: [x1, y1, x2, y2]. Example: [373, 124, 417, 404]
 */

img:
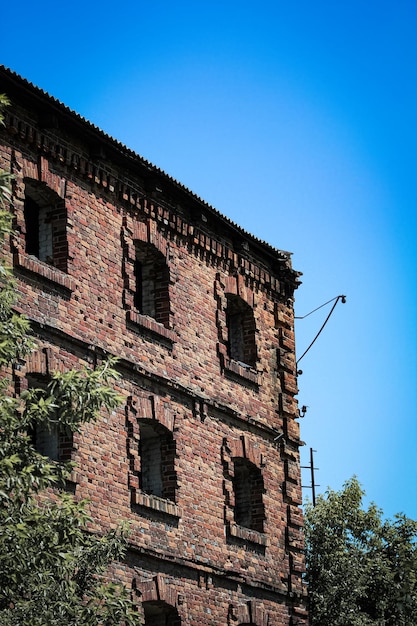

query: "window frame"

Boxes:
[215, 273, 259, 384]
[12, 174, 74, 291]
[25, 373, 74, 463]
[126, 395, 181, 519]
[123, 220, 176, 343]
[222, 436, 269, 548]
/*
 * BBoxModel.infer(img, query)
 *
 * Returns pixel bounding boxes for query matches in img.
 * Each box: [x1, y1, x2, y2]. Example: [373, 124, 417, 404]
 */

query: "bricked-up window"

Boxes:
[134, 242, 170, 328]
[23, 179, 68, 272]
[26, 374, 73, 462]
[143, 601, 181, 626]
[139, 421, 176, 501]
[226, 294, 257, 367]
[233, 458, 265, 532]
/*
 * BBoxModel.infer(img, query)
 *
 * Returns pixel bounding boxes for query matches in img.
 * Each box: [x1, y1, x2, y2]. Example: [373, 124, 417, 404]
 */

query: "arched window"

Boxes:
[233, 458, 265, 532]
[139, 421, 176, 502]
[23, 179, 68, 272]
[143, 600, 181, 626]
[134, 242, 170, 328]
[226, 294, 257, 367]
[26, 374, 72, 462]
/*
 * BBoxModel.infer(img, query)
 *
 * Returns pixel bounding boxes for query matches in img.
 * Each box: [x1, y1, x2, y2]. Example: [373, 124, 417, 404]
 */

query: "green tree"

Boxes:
[0, 96, 140, 625]
[304, 476, 417, 626]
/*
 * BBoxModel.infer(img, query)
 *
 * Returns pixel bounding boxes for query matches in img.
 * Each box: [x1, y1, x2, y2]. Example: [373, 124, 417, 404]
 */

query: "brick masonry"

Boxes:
[0, 66, 308, 625]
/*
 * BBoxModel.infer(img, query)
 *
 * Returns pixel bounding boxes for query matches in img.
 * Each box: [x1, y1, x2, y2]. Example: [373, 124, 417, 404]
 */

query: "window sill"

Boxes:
[132, 491, 181, 518]
[126, 310, 176, 343]
[228, 521, 269, 546]
[14, 252, 75, 291]
[223, 357, 259, 385]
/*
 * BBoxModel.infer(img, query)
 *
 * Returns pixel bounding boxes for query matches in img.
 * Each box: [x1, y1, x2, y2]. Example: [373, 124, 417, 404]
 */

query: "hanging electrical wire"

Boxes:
[296, 294, 346, 367]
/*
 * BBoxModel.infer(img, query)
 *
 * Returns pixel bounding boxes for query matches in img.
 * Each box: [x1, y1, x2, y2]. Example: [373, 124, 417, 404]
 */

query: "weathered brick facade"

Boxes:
[0, 66, 308, 625]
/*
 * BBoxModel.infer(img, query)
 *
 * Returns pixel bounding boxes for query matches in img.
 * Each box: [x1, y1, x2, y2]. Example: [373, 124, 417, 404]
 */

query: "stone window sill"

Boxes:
[126, 310, 176, 343]
[224, 357, 259, 385]
[14, 252, 75, 291]
[132, 491, 181, 518]
[228, 521, 269, 547]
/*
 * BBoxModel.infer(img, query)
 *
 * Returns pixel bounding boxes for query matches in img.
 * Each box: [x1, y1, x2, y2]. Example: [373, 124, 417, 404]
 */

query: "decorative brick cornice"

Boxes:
[28, 318, 302, 444]
[2, 110, 299, 299]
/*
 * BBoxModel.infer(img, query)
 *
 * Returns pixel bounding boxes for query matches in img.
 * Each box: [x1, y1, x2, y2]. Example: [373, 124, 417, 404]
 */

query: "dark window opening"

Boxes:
[134, 242, 170, 328]
[27, 374, 73, 462]
[139, 422, 176, 502]
[226, 294, 257, 367]
[23, 179, 68, 272]
[133, 259, 143, 311]
[24, 195, 41, 257]
[143, 601, 181, 626]
[233, 458, 265, 532]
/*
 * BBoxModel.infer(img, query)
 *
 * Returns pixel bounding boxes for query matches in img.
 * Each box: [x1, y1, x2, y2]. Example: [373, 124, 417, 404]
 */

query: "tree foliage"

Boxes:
[304, 476, 417, 626]
[0, 96, 140, 625]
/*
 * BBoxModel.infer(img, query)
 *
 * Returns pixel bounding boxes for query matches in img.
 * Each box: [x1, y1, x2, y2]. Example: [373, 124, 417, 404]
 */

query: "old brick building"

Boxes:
[0, 66, 308, 625]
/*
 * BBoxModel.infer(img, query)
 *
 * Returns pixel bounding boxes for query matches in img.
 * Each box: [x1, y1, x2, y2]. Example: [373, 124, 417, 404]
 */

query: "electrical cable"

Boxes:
[296, 295, 346, 366]
[294, 295, 339, 319]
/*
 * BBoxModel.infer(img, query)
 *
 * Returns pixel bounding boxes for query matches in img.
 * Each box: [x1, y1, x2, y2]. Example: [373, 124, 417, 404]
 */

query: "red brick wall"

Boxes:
[0, 78, 308, 625]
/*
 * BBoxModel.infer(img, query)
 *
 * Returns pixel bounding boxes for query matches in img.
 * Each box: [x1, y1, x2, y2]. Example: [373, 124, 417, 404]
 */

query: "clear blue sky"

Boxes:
[2, 0, 416, 520]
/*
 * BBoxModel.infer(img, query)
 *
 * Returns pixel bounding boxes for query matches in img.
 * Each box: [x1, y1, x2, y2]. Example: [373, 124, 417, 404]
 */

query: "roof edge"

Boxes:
[0, 64, 296, 268]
